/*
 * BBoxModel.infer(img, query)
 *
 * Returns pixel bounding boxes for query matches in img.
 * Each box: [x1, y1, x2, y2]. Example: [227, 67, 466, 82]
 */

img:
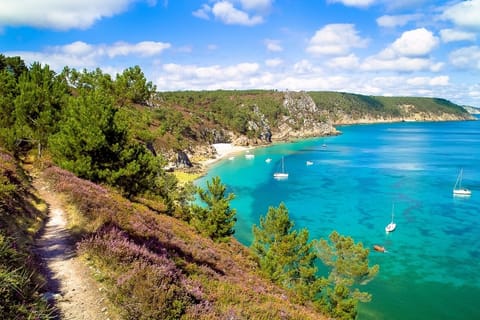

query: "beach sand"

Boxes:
[202, 143, 252, 167]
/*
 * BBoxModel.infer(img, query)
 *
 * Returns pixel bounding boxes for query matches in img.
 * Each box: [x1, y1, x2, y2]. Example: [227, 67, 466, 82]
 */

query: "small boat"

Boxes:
[385, 203, 396, 233]
[306, 160, 313, 166]
[373, 245, 387, 253]
[273, 157, 288, 179]
[265, 158, 272, 163]
[453, 168, 471, 196]
[245, 153, 254, 159]
[228, 156, 235, 161]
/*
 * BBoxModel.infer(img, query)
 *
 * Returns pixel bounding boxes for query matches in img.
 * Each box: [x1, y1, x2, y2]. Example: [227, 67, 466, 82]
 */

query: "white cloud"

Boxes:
[360, 29, 441, 72]
[265, 58, 283, 67]
[0, 0, 151, 30]
[107, 41, 171, 57]
[389, 28, 439, 57]
[449, 46, 480, 69]
[192, 4, 211, 20]
[293, 59, 315, 74]
[327, 0, 377, 8]
[326, 54, 360, 69]
[306, 24, 368, 56]
[440, 29, 476, 43]
[158, 62, 262, 90]
[5, 40, 170, 71]
[441, 0, 480, 29]
[362, 56, 441, 72]
[239, 0, 274, 11]
[406, 76, 449, 86]
[162, 62, 259, 80]
[376, 14, 422, 28]
[194, 1, 273, 26]
[264, 39, 283, 52]
[212, 1, 263, 26]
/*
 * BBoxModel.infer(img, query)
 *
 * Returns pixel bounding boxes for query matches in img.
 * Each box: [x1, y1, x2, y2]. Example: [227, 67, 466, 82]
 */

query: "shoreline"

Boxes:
[200, 143, 254, 169]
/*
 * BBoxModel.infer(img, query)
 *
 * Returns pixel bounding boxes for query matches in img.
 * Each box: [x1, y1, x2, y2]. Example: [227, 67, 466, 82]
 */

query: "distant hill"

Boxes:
[136, 90, 474, 166]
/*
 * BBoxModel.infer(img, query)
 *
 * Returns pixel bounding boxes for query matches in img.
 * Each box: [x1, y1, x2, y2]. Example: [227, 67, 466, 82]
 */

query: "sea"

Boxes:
[195, 119, 480, 320]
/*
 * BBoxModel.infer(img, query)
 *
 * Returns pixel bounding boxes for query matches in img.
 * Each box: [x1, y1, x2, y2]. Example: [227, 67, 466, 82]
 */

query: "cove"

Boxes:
[196, 120, 480, 320]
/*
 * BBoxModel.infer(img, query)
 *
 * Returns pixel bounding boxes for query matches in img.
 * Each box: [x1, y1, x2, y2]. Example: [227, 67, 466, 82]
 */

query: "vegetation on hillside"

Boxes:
[308, 91, 469, 121]
[252, 203, 378, 320]
[0, 151, 52, 319]
[0, 54, 471, 319]
[42, 165, 327, 319]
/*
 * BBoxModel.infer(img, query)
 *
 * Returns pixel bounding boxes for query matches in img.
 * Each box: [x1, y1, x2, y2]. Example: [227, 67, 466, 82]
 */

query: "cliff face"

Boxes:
[270, 91, 340, 140]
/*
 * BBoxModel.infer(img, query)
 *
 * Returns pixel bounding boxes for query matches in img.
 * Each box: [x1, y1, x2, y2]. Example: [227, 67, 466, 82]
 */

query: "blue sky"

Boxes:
[1, 0, 480, 106]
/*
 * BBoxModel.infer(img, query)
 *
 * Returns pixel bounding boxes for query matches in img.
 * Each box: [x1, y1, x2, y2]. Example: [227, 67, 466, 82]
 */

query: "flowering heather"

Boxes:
[43, 164, 328, 319]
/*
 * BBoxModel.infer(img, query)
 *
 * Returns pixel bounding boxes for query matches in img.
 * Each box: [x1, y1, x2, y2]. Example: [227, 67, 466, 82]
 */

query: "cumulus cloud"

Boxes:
[0, 0, 152, 30]
[361, 28, 440, 72]
[194, 0, 271, 26]
[449, 46, 480, 69]
[327, 0, 377, 8]
[157, 62, 262, 90]
[441, 0, 480, 29]
[213, 1, 263, 25]
[440, 29, 476, 43]
[306, 24, 368, 56]
[264, 39, 283, 52]
[376, 14, 422, 28]
[5, 40, 170, 71]
[389, 28, 439, 57]
[326, 54, 360, 69]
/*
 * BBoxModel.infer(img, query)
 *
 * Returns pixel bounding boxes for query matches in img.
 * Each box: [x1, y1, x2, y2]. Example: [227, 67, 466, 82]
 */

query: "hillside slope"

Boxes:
[39, 164, 327, 319]
[138, 90, 474, 167]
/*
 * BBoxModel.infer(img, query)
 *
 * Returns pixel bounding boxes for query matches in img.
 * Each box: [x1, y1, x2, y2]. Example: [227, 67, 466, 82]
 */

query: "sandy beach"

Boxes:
[201, 143, 252, 167]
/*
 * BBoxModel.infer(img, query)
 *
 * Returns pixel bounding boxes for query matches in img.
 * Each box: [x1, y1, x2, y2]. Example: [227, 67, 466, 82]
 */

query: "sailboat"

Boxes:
[453, 168, 471, 196]
[273, 157, 289, 179]
[385, 204, 396, 233]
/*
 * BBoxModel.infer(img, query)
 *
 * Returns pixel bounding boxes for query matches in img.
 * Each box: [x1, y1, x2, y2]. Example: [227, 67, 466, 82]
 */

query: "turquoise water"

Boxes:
[196, 120, 480, 319]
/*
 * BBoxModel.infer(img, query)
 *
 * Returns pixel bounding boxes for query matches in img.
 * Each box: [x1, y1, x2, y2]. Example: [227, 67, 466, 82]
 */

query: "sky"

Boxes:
[1, 0, 480, 107]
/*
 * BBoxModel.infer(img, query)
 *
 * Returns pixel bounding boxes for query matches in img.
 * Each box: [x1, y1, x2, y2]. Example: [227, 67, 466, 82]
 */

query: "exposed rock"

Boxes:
[176, 150, 193, 168]
[271, 91, 339, 141]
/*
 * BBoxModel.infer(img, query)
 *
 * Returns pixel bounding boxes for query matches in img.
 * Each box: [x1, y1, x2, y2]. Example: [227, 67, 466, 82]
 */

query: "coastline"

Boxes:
[200, 143, 253, 168]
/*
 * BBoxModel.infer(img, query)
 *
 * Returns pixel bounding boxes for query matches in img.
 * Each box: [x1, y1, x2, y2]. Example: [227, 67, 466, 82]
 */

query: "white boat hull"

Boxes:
[453, 189, 471, 196]
[385, 222, 396, 233]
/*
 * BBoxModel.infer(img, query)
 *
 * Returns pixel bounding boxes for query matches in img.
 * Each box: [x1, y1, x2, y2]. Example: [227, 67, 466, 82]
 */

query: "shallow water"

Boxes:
[196, 120, 480, 319]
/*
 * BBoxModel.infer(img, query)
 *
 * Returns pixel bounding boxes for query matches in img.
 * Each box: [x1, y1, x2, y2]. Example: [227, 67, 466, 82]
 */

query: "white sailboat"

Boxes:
[453, 168, 471, 196]
[273, 157, 289, 179]
[385, 204, 396, 233]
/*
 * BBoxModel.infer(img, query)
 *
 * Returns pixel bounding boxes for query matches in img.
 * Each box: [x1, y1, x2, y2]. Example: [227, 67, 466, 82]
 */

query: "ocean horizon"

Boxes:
[196, 119, 480, 319]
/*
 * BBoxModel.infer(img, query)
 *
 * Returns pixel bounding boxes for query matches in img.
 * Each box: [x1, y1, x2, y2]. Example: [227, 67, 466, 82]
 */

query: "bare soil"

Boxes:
[34, 177, 120, 320]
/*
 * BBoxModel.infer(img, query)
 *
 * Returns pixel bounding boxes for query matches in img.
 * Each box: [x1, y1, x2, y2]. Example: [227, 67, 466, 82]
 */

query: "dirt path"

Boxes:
[34, 177, 119, 320]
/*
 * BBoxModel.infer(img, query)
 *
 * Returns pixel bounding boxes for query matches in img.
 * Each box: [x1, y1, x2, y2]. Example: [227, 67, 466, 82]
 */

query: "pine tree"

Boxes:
[316, 231, 379, 319]
[13, 62, 67, 156]
[251, 203, 323, 301]
[191, 176, 236, 242]
[48, 87, 161, 197]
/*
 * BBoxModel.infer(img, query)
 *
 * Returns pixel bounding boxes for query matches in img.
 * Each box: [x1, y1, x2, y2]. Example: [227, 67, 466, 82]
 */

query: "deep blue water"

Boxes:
[196, 120, 480, 319]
